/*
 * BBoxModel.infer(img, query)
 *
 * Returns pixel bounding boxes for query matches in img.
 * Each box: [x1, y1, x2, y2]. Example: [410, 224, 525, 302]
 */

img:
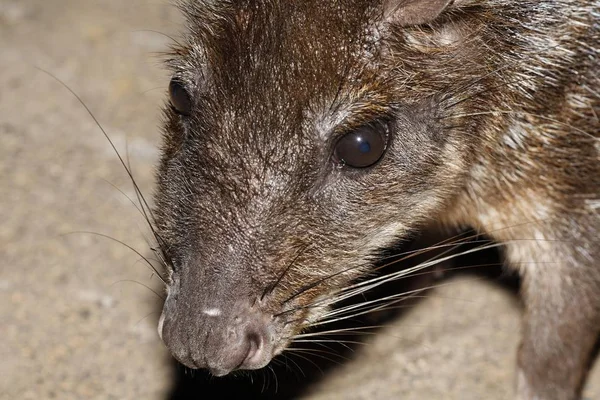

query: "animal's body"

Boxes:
[153, 1, 600, 398]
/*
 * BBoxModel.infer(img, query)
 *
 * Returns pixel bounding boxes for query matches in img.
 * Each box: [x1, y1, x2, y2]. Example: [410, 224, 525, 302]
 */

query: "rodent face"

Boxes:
[154, 0, 475, 375]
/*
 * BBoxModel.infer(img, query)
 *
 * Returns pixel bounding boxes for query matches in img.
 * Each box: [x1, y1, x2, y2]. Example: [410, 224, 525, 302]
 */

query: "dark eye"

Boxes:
[169, 78, 192, 116]
[333, 124, 389, 168]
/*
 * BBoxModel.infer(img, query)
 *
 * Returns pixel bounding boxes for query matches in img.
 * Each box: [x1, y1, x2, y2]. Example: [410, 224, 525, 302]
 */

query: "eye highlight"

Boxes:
[333, 123, 389, 168]
[169, 78, 192, 116]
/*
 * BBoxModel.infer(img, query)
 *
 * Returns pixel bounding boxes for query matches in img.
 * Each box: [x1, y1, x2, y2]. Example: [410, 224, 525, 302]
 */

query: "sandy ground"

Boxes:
[1, 1, 598, 399]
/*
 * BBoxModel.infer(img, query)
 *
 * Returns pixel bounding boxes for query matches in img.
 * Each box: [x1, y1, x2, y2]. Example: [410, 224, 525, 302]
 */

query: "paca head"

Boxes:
[154, 0, 480, 375]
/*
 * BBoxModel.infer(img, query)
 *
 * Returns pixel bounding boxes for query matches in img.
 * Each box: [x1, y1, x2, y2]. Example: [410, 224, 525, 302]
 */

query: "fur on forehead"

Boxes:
[176, 0, 378, 37]
[165, 0, 471, 89]
[164, 0, 406, 136]
[169, 0, 380, 75]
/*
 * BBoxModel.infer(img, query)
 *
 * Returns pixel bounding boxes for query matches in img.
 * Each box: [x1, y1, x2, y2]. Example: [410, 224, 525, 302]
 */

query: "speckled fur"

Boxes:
[154, 1, 600, 398]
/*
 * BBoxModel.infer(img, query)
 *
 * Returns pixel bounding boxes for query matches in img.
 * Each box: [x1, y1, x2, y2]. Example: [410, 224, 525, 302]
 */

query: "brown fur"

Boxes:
[154, 1, 600, 398]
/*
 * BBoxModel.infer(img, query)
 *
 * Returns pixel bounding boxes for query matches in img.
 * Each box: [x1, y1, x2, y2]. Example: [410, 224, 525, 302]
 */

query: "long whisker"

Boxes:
[329, 238, 487, 300]
[281, 241, 503, 319]
[262, 243, 311, 301]
[124, 140, 156, 233]
[275, 241, 467, 317]
[320, 339, 353, 353]
[293, 338, 369, 347]
[280, 215, 566, 318]
[312, 277, 483, 329]
[308, 338, 356, 353]
[260, 364, 268, 393]
[110, 279, 166, 300]
[62, 231, 167, 283]
[39, 69, 158, 228]
[101, 179, 169, 272]
[280, 217, 559, 309]
[285, 348, 348, 364]
[291, 325, 386, 339]
[318, 291, 476, 322]
[308, 259, 539, 330]
[131, 29, 184, 48]
[284, 351, 325, 375]
[134, 311, 161, 328]
[275, 353, 306, 378]
[39, 68, 173, 273]
[101, 178, 148, 223]
[268, 365, 278, 394]
[124, 142, 175, 271]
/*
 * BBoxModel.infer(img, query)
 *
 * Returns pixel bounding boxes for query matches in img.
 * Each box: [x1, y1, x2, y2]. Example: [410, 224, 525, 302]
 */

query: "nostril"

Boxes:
[244, 331, 263, 364]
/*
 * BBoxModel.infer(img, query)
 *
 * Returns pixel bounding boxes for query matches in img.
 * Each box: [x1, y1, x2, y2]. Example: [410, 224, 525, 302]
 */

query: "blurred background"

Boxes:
[1, 1, 598, 399]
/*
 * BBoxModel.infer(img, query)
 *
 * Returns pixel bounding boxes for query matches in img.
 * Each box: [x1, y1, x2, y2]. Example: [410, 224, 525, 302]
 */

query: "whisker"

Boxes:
[39, 68, 174, 273]
[134, 311, 161, 328]
[285, 348, 348, 365]
[309, 281, 465, 328]
[101, 178, 148, 222]
[309, 339, 355, 353]
[124, 142, 174, 270]
[291, 325, 385, 339]
[260, 364, 268, 393]
[268, 365, 278, 394]
[280, 229, 565, 319]
[284, 351, 325, 375]
[280, 218, 559, 310]
[291, 242, 503, 317]
[262, 243, 311, 301]
[318, 290, 476, 323]
[110, 279, 166, 300]
[280, 354, 306, 378]
[39, 69, 158, 229]
[330, 238, 482, 298]
[62, 231, 167, 284]
[293, 338, 368, 347]
[131, 29, 184, 48]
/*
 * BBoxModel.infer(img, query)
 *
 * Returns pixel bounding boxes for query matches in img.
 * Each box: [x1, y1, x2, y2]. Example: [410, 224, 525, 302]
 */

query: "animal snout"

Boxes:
[159, 299, 275, 376]
[203, 317, 270, 376]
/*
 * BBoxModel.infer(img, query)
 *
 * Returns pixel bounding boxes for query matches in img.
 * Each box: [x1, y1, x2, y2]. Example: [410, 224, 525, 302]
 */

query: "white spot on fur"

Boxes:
[362, 222, 405, 250]
[202, 308, 222, 317]
[358, 23, 384, 64]
[437, 25, 462, 46]
[586, 199, 600, 213]
[403, 24, 463, 50]
[311, 106, 351, 141]
[503, 120, 529, 150]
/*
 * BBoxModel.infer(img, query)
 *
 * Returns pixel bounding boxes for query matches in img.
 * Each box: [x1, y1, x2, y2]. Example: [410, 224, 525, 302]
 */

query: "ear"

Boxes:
[383, 0, 456, 26]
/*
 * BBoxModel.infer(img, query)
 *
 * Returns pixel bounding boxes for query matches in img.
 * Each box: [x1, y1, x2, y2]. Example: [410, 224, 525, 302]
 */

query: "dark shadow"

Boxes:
[167, 228, 521, 399]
